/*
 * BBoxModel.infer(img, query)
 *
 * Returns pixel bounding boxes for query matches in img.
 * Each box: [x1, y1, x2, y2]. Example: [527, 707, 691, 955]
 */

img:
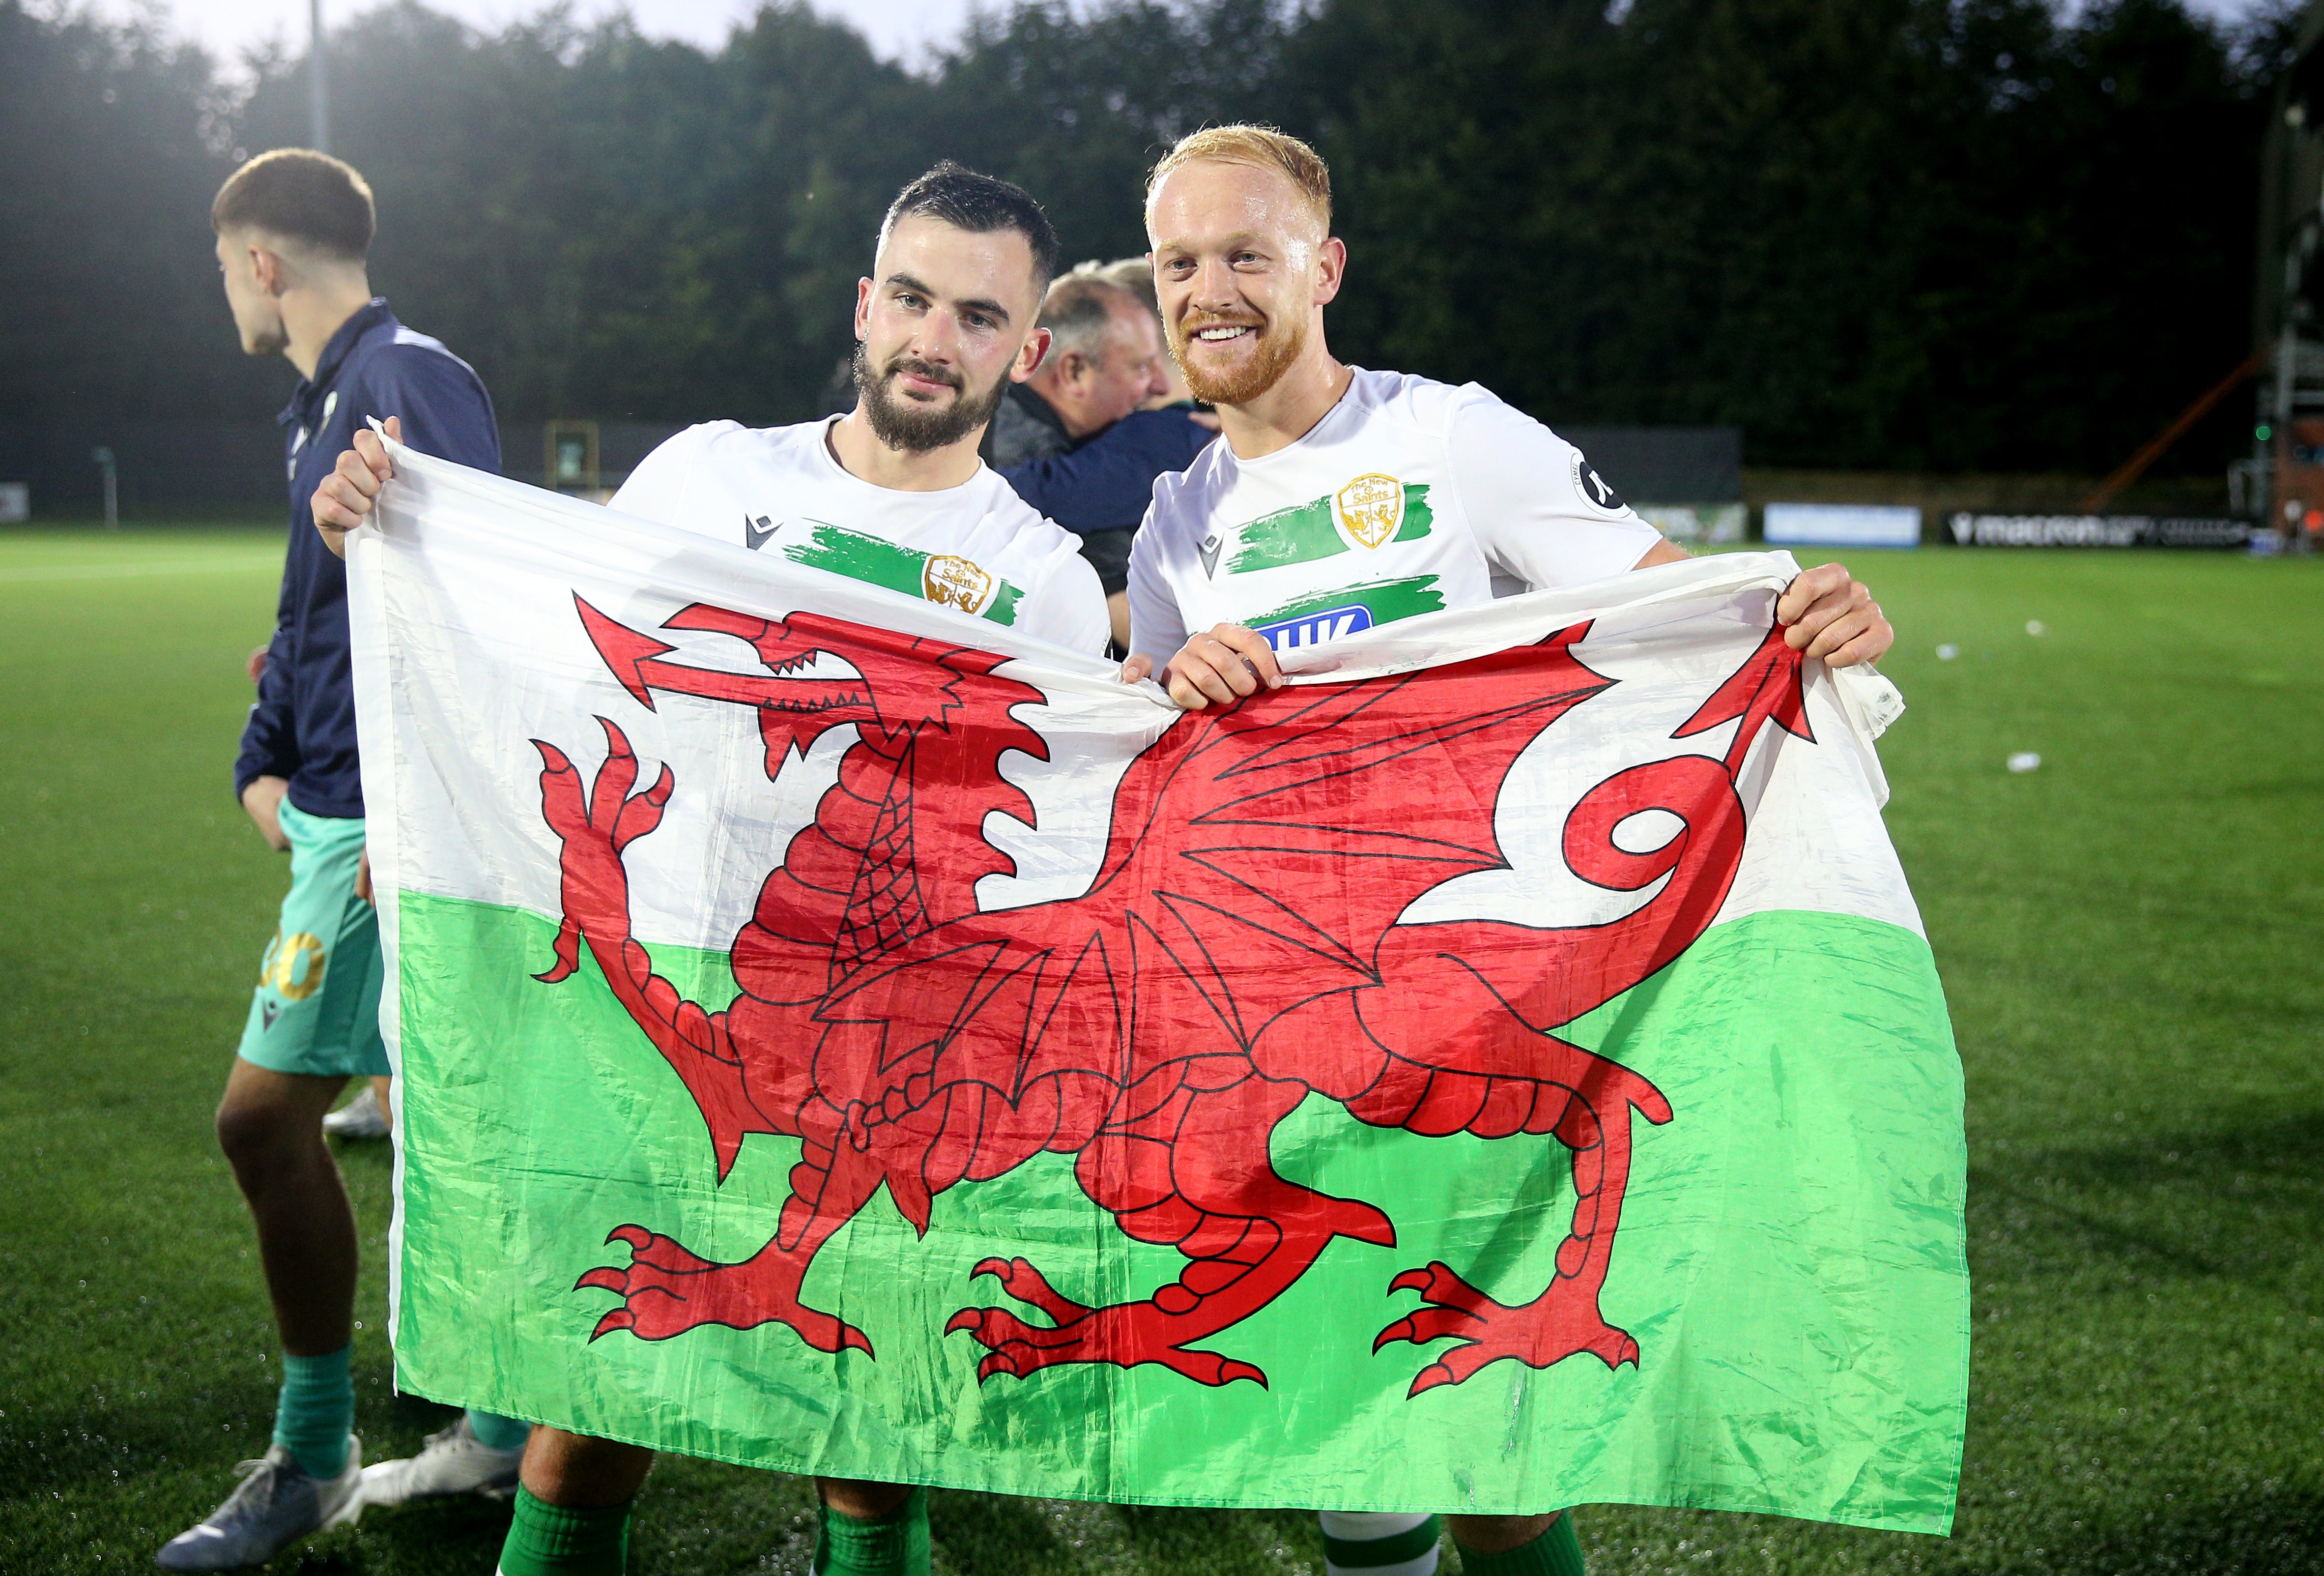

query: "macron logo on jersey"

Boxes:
[1255, 603, 1372, 652]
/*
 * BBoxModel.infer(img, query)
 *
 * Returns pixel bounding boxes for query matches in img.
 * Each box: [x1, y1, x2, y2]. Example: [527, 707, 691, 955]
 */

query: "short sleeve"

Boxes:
[608, 426, 714, 526]
[1446, 393, 1663, 591]
[1125, 515, 1190, 669]
[1032, 551, 1111, 656]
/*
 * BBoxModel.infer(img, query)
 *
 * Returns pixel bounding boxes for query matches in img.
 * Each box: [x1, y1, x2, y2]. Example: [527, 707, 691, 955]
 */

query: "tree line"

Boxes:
[0, 0, 2299, 473]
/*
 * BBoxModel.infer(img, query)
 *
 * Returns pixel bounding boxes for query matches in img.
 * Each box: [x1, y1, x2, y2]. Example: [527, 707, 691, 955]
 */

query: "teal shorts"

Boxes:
[235, 799, 389, 1079]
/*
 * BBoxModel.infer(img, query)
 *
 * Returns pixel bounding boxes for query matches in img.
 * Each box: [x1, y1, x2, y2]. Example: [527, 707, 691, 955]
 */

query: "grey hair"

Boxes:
[1038, 270, 1137, 363]
[1091, 257, 1160, 321]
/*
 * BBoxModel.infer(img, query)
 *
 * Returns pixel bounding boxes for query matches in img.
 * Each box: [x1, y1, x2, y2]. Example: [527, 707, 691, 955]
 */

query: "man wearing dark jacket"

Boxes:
[982, 269, 1171, 467]
[160, 148, 523, 1572]
[998, 264, 1213, 647]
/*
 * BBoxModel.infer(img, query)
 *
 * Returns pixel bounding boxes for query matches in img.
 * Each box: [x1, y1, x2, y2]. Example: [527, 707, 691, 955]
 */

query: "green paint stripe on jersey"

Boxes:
[1226, 484, 1434, 574]
[781, 522, 1023, 627]
[1250, 575, 1445, 633]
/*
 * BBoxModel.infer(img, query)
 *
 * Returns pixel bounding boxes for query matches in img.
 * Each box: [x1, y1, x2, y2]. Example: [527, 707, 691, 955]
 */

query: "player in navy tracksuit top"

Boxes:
[163, 149, 522, 1574]
[236, 296, 500, 816]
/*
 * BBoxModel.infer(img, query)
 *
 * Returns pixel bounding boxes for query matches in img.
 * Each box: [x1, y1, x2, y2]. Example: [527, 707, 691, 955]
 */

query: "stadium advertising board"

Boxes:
[1763, 503, 1922, 549]
[1944, 514, 2252, 548]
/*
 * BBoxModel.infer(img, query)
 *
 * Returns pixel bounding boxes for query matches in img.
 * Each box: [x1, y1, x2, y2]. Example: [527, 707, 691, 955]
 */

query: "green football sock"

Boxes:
[270, 1345, 353, 1480]
[496, 1486, 631, 1576]
[1450, 1512, 1583, 1576]
[813, 1487, 929, 1576]
[465, 1408, 533, 1452]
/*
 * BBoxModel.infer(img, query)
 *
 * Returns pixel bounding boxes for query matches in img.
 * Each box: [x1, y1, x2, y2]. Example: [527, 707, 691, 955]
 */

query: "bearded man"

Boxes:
[1119, 125, 1892, 1576]
[314, 160, 1105, 1576]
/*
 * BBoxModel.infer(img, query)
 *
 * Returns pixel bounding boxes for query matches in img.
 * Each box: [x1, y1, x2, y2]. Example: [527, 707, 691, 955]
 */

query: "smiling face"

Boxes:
[1146, 159, 1342, 408]
[853, 214, 1050, 453]
[214, 228, 288, 358]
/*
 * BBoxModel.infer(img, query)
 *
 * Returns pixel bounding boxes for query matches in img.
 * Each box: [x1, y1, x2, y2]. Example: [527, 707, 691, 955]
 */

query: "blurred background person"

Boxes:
[1003, 261, 1216, 650]
[1095, 256, 1204, 411]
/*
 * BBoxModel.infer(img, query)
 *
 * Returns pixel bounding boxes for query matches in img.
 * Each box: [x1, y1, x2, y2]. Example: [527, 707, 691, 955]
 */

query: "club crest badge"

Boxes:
[922, 554, 996, 614]
[1334, 473, 1405, 550]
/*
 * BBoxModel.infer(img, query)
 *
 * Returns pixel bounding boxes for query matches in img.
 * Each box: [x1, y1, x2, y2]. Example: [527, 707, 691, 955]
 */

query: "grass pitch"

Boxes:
[0, 527, 2317, 1574]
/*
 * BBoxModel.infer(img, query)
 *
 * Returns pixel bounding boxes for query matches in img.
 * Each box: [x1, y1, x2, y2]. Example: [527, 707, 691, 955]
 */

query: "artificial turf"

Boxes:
[0, 526, 2317, 1574]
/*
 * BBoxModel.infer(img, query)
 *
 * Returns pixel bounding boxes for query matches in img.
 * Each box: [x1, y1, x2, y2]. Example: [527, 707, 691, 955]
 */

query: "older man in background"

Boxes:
[983, 267, 1168, 465]
[1001, 263, 1215, 648]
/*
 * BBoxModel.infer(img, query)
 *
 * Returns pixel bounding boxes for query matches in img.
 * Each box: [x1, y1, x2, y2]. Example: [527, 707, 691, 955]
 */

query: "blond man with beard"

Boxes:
[1119, 125, 1893, 1576]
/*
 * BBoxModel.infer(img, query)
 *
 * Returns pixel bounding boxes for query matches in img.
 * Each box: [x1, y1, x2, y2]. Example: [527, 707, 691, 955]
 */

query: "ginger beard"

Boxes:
[853, 341, 1009, 453]
[1166, 301, 1309, 407]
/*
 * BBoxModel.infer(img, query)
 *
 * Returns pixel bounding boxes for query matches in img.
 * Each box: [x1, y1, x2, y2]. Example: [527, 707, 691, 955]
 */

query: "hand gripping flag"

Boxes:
[348, 439, 1967, 1533]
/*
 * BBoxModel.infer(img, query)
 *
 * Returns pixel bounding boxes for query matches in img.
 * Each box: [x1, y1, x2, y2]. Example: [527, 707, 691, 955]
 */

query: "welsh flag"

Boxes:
[349, 441, 1967, 1534]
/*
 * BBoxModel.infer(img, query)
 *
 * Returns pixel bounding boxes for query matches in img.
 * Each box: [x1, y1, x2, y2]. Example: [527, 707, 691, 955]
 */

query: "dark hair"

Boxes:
[880, 161, 1060, 293]
[212, 148, 375, 262]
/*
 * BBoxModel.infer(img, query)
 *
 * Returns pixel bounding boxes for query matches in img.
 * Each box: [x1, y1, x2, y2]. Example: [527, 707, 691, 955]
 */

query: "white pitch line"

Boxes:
[0, 557, 281, 584]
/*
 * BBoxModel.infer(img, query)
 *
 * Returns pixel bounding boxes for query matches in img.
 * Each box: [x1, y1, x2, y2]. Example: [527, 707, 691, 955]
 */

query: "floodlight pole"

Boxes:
[309, 0, 330, 154]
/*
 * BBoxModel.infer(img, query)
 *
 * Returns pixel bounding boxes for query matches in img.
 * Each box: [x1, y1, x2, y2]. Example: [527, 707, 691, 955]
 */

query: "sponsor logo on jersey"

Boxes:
[1198, 532, 1224, 579]
[1245, 576, 1446, 650]
[261, 1001, 283, 1031]
[1255, 603, 1373, 651]
[1334, 473, 1405, 549]
[1571, 452, 1628, 515]
[922, 554, 997, 615]
[743, 513, 778, 550]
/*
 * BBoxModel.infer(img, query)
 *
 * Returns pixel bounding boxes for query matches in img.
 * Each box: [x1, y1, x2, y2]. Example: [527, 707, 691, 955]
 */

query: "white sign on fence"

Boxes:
[1762, 503, 1922, 549]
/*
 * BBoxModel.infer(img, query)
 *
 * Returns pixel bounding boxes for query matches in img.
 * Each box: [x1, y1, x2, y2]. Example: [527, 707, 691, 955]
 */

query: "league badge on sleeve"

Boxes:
[1571, 451, 1630, 516]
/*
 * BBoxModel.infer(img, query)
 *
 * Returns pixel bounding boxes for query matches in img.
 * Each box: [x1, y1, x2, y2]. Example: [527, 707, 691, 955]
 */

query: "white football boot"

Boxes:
[322, 1083, 389, 1140]
[360, 1414, 524, 1505]
[155, 1437, 362, 1570]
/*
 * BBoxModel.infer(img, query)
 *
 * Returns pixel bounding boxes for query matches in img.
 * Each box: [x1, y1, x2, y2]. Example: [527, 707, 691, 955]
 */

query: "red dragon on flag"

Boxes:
[531, 599, 1809, 1397]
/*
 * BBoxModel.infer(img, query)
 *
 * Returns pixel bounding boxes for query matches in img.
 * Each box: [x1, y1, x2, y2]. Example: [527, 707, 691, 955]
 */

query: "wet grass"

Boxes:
[0, 532, 2319, 1573]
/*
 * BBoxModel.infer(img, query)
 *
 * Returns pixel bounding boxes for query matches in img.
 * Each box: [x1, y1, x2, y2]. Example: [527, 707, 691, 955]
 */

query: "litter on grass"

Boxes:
[1937, 644, 1960, 660]
[2025, 620, 2047, 636]
[2008, 752, 2041, 773]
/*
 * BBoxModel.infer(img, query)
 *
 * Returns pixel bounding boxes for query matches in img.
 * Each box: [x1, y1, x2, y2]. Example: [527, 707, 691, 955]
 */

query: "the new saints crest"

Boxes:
[1334, 473, 1405, 550]
[922, 553, 997, 615]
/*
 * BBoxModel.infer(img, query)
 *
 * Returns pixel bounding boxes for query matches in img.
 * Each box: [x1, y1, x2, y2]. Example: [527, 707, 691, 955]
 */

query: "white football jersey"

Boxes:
[1126, 368, 1664, 665]
[613, 418, 1110, 656]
